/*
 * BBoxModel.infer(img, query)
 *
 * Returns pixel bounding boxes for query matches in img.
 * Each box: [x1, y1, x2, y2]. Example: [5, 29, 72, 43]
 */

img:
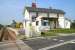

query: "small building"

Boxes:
[23, 3, 71, 37]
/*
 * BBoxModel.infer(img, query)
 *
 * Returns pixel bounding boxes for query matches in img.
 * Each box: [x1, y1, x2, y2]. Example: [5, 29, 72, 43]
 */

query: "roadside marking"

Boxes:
[59, 40, 64, 42]
[0, 40, 26, 46]
[38, 39, 75, 50]
[71, 40, 75, 43]
[53, 39, 58, 41]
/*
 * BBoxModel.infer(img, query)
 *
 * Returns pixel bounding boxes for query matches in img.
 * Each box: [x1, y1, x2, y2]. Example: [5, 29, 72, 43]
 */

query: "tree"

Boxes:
[12, 20, 16, 24]
[0, 24, 3, 30]
[70, 20, 75, 29]
[11, 20, 16, 28]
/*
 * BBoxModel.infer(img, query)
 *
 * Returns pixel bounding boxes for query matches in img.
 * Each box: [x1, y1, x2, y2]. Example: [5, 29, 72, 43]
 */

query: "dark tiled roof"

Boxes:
[26, 7, 65, 14]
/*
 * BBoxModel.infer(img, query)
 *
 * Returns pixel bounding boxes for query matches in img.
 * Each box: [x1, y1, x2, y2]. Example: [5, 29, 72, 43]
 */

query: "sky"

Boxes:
[0, 0, 75, 25]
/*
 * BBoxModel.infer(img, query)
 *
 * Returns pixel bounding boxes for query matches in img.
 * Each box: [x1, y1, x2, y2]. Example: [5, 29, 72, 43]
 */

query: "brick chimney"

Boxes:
[32, 3, 36, 8]
[32, 0, 36, 8]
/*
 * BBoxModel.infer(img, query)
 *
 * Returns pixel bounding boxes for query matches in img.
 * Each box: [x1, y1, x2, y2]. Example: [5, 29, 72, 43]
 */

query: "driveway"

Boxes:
[0, 40, 33, 50]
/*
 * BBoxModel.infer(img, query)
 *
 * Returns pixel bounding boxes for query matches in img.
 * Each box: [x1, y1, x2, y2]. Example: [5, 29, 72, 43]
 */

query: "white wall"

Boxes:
[59, 14, 64, 17]
[24, 9, 32, 37]
[36, 17, 41, 32]
[24, 9, 69, 37]
[36, 19, 50, 32]
[49, 13, 57, 18]
[64, 19, 71, 28]
[58, 16, 71, 29]
[58, 17, 65, 28]
[50, 21, 55, 29]
[58, 14, 65, 28]
[40, 26, 50, 32]
[24, 9, 30, 20]
[38, 13, 47, 18]
[29, 12, 36, 18]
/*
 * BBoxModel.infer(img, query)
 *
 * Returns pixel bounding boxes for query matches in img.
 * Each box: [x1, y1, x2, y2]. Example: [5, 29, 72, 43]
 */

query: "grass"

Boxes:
[49, 29, 75, 33]
[17, 29, 75, 37]
[41, 29, 75, 36]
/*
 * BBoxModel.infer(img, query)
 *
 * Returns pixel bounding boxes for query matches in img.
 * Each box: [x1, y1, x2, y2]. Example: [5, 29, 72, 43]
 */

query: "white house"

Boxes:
[23, 3, 71, 37]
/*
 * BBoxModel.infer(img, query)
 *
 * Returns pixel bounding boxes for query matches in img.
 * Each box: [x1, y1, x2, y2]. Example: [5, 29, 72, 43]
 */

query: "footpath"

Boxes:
[0, 40, 33, 50]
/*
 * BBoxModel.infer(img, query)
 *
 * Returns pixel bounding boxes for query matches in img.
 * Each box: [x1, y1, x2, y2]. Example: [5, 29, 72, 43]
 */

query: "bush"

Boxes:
[71, 20, 75, 29]
[0, 24, 3, 30]
[41, 32, 45, 36]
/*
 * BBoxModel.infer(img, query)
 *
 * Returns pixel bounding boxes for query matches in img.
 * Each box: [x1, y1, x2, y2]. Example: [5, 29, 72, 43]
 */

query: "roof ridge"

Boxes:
[25, 7, 65, 14]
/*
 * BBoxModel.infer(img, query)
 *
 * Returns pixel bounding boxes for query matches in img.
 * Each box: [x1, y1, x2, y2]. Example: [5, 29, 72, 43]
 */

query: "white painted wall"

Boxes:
[24, 9, 30, 20]
[36, 19, 50, 32]
[41, 20, 50, 31]
[58, 17, 65, 28]
[38, 13, 47, 18]
[59, 14, 64, 17]
[40, 26, 50, 32]
[25, 21, 32, 37]
[49, 13, 57, 18]
[36, 17, 41, 32]
[24, 9, 70, 37]
[50, 21, 55, 29]
[64, 19, 71, 28]
[58, 16, 71, 29]
[29, 12, 36, 31]
[24, 9, 32, 37]
[29, 12, 36, 17]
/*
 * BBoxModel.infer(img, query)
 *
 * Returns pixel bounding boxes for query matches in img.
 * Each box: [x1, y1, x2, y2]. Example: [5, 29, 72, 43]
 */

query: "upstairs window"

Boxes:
[32, 16, 36, 22]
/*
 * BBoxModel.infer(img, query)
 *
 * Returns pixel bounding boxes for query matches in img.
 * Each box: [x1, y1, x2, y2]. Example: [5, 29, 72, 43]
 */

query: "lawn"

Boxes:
[41, 29, 75, 36]
[49, 29, 75, 33]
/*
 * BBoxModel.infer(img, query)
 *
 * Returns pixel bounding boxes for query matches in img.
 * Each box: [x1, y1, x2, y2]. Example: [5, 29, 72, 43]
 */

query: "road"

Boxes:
[0, 27, 75, 50]
[48, 43, 75, 50]
[23, 35, 75, 50]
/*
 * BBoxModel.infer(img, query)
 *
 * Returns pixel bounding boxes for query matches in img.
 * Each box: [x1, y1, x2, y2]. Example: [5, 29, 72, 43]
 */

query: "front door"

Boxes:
[50, 21, 55, 29]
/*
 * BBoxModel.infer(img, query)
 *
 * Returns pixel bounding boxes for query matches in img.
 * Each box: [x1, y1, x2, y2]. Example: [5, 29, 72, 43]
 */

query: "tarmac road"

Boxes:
[23, 35, 75, 50]
[0, 27, 75, 50]
[48, 43, 75, 50]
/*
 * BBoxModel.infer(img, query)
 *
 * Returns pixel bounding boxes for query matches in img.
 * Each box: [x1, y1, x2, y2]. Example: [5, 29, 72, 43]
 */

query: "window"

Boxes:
[32, 16, 36, 22]
[36, 21, 39, 26]
[42, 20, 49, 26]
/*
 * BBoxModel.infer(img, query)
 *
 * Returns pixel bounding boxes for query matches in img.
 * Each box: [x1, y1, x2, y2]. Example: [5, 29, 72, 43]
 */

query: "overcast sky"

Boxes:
[0, 0, 75, 25]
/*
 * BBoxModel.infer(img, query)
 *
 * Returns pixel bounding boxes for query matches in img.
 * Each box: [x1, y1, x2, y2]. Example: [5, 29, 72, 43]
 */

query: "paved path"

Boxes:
[0, 40, 33, 50]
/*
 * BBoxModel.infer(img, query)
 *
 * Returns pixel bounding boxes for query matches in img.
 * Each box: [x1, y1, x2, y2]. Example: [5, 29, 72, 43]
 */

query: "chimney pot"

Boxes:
[32, 3, 36, 8]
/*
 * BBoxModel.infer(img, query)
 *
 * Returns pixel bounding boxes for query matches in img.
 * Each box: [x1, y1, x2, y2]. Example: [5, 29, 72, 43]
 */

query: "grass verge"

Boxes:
[41, 29, 75, 36]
